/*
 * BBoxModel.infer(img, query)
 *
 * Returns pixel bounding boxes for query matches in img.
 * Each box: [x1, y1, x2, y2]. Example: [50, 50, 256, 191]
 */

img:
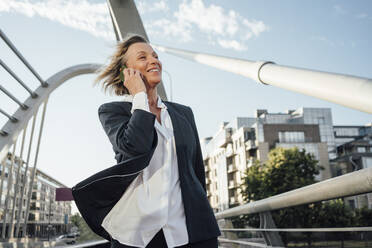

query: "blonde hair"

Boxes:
[93, 35, 148, 96]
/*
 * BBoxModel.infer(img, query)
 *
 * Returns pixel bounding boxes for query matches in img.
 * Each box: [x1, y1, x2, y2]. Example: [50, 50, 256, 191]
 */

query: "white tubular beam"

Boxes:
[215, 167, 372, 220]
[0, 64, 101, 162]
[260, 64, 372, 114]
[152, 44, 372, 114]
[106, 0, 167, 100]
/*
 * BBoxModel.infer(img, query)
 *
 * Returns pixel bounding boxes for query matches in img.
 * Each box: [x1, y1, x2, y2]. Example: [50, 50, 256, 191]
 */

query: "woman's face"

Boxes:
[125, 42, 162, 88]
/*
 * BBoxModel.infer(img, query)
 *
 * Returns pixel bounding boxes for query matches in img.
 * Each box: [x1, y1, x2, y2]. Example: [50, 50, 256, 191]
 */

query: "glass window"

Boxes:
[279, 131, 305, 143]
[348, 200, 356, 209]
[357, 147, 366, 153]
[364, 158, 372, 169]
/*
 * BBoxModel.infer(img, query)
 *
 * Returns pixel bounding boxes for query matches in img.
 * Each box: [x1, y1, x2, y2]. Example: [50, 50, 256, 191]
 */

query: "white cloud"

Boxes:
[144, 0, 268, 51]
[356, 13, 368, 19]
[242, 19, 268, 37]
[217, 39, 247, 51]
[145, 18, 192, 42]
[175, 0, 238, 36]
[311, 36, 335, 47]
[333, 5, 346, 15]
[136, 0, 169, 14]
[0, 0, 114, 40]
[0, 0, 269, 51]
[355, 13, 372, 20]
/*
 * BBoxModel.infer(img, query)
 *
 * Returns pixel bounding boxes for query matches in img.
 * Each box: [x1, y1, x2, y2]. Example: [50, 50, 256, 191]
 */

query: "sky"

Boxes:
[0, 0, 371, 212]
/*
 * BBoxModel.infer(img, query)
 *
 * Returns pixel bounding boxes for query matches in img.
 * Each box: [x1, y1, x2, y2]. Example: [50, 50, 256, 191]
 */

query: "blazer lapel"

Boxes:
[164, 102, 188, 168]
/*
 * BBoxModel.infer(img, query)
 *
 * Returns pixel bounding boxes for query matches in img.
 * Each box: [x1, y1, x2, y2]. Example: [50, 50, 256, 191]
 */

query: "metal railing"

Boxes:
[215, 167, 372, 247]
[0, 28, 100, 240]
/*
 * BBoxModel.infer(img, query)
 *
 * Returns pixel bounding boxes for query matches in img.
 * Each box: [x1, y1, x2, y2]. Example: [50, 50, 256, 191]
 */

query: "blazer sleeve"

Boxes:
[186, 106, 207, 192]
[98, 102, 156, 159]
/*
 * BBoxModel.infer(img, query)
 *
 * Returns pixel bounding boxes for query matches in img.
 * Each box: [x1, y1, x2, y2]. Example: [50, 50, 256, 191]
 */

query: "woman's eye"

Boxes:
[139, 56, 146, 60]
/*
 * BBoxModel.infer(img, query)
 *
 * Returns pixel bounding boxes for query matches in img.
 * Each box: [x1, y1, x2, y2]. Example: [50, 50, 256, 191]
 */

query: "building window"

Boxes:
[348, 200, 356, 209]
[317, 117, 325, 124]
[365, 158, 372, 169]
[279, 131, 305, 143]
[357, 147, 366, 153]
[226, 157, 233, 165]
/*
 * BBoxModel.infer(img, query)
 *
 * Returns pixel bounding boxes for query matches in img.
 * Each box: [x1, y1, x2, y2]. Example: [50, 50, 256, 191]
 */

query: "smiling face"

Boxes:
[124, 42, 162, 88]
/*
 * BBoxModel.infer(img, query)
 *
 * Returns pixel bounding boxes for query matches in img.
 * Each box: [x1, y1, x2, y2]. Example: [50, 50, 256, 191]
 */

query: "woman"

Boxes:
[72, 35, 221, 248]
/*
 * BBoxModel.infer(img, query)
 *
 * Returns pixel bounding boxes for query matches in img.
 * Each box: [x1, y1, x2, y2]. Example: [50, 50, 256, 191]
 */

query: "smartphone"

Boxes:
[119, 65, 127, 82]
[120, 65, 146, 83]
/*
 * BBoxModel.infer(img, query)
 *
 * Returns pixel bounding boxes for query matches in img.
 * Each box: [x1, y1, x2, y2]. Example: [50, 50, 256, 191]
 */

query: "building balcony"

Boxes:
[206, 178, 211, 184]
[226, 143, 234, 157]
[228, 180, 239, 189]
[245, 140, 257, 150]
[204, 165, 210, 172]
[247, 158, 255, 167]
[227, 164, 238, 173]
[215, 129, 232, 148]
[229, 193, 241, 205]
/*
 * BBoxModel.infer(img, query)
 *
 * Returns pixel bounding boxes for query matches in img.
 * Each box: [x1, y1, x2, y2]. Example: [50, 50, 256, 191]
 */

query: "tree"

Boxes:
[237, 147, 326, 246]
[236, 147, 372, 247]
[239, 147, 323, 226]
[71, 213, 103, 242]
[355, 207, 372, 226]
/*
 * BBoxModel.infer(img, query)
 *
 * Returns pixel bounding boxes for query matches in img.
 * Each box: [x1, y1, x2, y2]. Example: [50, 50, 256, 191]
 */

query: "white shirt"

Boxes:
[101, 92, 189, 248]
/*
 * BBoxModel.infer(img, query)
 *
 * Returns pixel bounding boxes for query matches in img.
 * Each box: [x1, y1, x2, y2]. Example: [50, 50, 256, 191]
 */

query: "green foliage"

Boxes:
[71, 213, 103, 242]
[355, 207, 372, 226]
[235, 147, 372, 245]
[316, 199, 355, 227]
[238, 147, 366, 228]
[239, 147, 323, 228]
[242, 147, 322, 203]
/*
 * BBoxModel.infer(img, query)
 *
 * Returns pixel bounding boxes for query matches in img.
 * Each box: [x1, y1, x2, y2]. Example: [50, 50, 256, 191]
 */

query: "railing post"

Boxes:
[259, 212, 284, 247]
[218, 219, 239, 248]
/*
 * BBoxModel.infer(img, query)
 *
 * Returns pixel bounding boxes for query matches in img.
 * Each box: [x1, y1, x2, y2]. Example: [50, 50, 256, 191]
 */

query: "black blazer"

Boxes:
[71, 100, 221, 244]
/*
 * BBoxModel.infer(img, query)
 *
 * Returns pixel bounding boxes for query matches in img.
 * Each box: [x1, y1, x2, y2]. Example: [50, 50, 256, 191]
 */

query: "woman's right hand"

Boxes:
[123, 68, 147, 95]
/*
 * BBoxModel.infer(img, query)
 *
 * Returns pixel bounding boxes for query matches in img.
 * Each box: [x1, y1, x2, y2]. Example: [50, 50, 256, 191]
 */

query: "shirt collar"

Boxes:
[123, 93, 167, 110]
[157, 95, 167, 109]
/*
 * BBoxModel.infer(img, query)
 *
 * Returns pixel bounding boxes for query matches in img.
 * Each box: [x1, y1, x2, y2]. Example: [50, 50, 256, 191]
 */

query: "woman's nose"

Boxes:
[149, 56, 160, 65]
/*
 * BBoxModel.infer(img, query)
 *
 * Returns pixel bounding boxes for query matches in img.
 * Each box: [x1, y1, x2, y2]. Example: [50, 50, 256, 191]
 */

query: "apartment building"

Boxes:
[0, 152, 72, 238]
[331, 125, 372, 209]
[27, 169, 72, 238]
[333, 124, 372, 147]
[202, 108, 333, 212]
